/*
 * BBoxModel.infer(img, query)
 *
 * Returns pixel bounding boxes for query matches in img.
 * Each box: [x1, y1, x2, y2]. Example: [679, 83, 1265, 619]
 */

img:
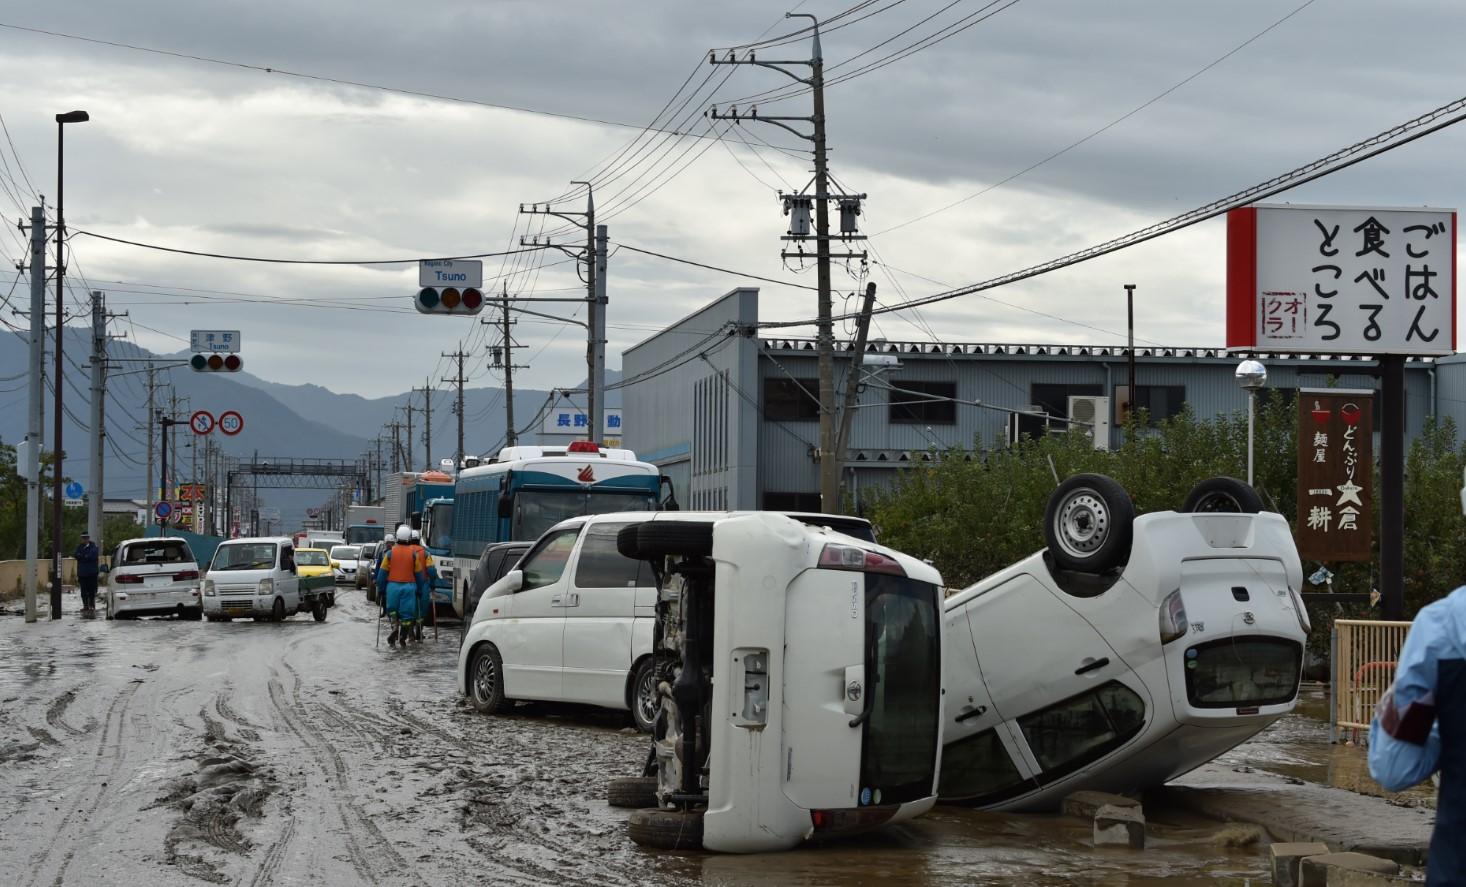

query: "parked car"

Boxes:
[330, 545, 361, 587]
[104, 536, 202, 620]
[606, 513, 944, 853]
[458, 511, 877, 734]
[354, 542, 379, 590]
[456, 540, 531, 623]
[938, 475, 1309, 812]
[202, 536, 328, 623]
[294, 548, 338, 607]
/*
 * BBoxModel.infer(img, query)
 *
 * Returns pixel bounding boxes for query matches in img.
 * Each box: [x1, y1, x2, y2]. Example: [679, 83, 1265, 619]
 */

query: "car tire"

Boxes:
[328, 593, 336, 608]
[628, 658, 661, 734]
[313, 599, 328, 622]
[468, 644, 511, 715]
[1180, 476, 1264, 514]
[270, 597, 286, 623]
[366, 584, 377, 604]
[607, 776, 659, 809]
[625, 521, 714, 561]
[182, 607, 202, 621]
[627, 808, 704, 850]
[1044, 473, 1134, 574]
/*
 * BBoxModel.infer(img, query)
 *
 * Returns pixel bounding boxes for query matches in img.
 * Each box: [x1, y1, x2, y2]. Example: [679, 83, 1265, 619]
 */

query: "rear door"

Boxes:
[561, 522, 654, 707]
[498, 527, 581, 700]
[940, 599, 1036, 804]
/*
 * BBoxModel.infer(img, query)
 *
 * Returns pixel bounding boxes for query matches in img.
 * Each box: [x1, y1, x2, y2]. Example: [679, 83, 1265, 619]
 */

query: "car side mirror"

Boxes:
[497, 493, 513, 519]
[505, 569, 524, 592]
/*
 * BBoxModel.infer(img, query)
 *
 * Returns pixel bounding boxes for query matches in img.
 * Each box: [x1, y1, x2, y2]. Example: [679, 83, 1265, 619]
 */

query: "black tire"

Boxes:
[607, 776, 659, 809]
[366, 584, 377, 604]
[1180, 476, 1264, 514]
[182, 607, 202, 621]
[205, 614, 220, 623]
[467, 644, 511, 714]
[631, 521, 714, 560]
[1044, 473, 1134, 574]
[628, 658, 661, 734]
[312, 599, 328, 622]
[627, 808, 704, 851]
[270, 597, 285, 623]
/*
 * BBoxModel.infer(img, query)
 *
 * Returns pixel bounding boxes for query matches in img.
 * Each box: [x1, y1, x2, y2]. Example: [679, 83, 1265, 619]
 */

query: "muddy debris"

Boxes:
[156, 744, 277, 884]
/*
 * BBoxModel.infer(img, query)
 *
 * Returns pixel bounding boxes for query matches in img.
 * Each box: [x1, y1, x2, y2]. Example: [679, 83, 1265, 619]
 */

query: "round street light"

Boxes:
[1235, 359, 1268, 485]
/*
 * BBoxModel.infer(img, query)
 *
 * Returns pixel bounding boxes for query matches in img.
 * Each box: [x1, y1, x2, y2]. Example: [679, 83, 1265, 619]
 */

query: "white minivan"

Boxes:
[202, 536, 327, 623]
[105, 536, 203, 620]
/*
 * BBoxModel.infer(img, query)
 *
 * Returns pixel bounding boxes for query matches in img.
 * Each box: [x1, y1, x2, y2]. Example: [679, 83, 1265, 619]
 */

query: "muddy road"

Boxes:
[1, 590, 1276, 886]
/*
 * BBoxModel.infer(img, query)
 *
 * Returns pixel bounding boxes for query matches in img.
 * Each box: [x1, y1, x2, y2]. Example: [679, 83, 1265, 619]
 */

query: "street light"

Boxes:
[50, 109, 89, 620]
[1235, 359, 1268, 486]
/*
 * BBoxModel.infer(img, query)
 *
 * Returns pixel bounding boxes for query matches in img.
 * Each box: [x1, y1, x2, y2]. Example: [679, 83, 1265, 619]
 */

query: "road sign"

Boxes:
[64, 480, 83, 500]
[191, 330, 241, 353]
[419, 260, 483, 288]
[1228, 204, 1457, 355]
[1296, 389, 1374, 562]
[218, 411, 245, 436]
[542, 407, 622, 437]
[190, 410, 216, 435]
[154, 501, 174, 520]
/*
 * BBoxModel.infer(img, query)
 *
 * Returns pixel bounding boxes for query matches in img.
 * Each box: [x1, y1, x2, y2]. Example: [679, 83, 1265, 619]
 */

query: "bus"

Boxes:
[449, 441, 671, 617]
[420, 495, 455, 613]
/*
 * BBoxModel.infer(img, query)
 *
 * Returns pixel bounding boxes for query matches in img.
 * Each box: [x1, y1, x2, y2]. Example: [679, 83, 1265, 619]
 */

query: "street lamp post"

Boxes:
[51, 109, 89, 619]
[1235, 359, 1268, 486]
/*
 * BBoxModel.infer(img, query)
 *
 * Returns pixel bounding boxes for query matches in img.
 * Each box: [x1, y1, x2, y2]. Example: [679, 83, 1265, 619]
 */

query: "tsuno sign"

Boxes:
[1296, 388, 1374, 562]
[1227, 204, 1456, 356]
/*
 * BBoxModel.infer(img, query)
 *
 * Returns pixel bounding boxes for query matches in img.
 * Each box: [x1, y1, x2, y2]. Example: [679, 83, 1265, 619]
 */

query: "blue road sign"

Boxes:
[154, 501, 173, 520]
[64, 481, 83, 499]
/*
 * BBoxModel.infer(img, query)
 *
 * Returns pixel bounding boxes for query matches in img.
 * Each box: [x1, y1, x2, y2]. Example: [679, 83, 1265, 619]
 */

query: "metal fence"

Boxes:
[1332, 618, 1414, 742]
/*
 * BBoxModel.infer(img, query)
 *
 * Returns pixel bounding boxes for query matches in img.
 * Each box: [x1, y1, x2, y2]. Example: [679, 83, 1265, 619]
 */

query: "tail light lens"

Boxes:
[818, 543, 905, 576]
[115, 573, 143, 585]
[810, 806, 898, 832]
[173, 570, 199, 581]
[1159, 589, 1188, 645]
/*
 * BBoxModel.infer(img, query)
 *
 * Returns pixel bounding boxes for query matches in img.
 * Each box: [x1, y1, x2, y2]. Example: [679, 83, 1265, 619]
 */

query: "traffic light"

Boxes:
[191, 353, 243, 372]
[416, 286, 484, 315]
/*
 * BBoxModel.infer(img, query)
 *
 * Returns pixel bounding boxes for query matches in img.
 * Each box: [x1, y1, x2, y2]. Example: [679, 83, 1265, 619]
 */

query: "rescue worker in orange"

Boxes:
[375, 525, 428, 647]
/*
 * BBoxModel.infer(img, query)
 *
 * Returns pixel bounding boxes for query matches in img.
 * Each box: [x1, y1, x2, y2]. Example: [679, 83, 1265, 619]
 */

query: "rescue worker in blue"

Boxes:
[375, 525, 428, 647]
[73, 532, 101, 616]
[409, 527, 436, 642]
[1369, 586, 1464, 885]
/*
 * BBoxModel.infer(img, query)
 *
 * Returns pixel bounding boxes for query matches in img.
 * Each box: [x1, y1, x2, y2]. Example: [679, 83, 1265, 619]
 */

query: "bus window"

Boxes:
[512, 490, 655, 541]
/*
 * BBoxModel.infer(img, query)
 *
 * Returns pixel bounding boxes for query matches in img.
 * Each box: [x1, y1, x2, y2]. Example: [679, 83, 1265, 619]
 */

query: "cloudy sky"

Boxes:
[2, 0, 1464, 401]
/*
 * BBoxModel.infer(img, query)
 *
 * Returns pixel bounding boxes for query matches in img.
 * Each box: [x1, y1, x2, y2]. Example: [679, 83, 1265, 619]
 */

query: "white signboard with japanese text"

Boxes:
[541, 408, 623, 437]
[190, 329, 241, 353]
[1227, 204, 1456, 355]
[419, 259, 483, 288]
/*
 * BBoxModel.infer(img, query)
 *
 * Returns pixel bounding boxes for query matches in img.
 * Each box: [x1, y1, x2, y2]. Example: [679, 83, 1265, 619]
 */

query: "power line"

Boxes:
[71, 229, 552, 265]
[615, 242, 817, 290]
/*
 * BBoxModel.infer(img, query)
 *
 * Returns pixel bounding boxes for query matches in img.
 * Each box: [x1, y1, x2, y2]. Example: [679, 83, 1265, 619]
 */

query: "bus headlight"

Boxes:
[1159, 589, 1188, 645]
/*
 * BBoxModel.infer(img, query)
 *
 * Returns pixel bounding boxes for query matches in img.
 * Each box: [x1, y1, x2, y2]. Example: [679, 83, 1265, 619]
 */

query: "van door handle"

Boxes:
[550, 596, 563, 607]
[1074, 656, 1110, 675]
[955, 705, 988, 723]
[565, 593, 580, 607]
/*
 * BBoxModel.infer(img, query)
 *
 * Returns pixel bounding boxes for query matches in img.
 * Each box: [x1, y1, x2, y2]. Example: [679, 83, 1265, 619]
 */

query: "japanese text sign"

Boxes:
[1227, 204, 1456, 356]
[190, 330, 241, 353]
[540, 408, 623, 437]
[1296, 389, 1373, 562]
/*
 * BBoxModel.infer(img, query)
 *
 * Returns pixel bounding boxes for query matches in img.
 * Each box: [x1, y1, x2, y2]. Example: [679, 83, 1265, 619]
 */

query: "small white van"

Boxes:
[202, 536, 328, 623]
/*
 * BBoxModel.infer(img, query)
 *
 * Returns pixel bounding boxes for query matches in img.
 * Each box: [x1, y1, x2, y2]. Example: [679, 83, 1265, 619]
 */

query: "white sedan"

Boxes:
[330, 545, 361, 585]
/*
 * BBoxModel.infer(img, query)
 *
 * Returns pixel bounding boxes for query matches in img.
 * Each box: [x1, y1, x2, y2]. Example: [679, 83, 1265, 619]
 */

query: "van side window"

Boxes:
[1016, 680, 1146, 780]
[937, 728, 1028, 803]
[280, 547, 296, 573]
[519, 529, 580, 591]
[574, 523, 651, 589]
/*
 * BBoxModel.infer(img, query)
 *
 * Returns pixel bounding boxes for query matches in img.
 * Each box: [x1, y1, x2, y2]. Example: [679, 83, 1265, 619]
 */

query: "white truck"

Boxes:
[344, 504, 387, 546]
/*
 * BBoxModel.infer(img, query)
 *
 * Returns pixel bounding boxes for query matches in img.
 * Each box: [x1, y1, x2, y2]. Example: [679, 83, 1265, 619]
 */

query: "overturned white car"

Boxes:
[939, 474, 1309, 810]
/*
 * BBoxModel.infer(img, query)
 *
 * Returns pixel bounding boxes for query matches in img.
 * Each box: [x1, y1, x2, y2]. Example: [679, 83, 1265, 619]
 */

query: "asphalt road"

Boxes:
[0, 588, 1308, 887]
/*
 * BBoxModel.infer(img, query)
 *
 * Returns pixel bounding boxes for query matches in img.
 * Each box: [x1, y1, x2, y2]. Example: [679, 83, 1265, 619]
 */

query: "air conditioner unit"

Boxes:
[1067, 395, 1111, 450]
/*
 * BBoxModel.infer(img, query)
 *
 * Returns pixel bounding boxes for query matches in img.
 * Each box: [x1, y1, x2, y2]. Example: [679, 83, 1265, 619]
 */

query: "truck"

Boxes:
[383, 471, 455, 533]
[344, 505, 387, 546]
[420, 495, 455, 614]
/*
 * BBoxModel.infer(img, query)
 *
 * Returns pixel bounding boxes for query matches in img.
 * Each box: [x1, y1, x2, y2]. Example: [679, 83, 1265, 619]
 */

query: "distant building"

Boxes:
[622, 288, 1459, 513]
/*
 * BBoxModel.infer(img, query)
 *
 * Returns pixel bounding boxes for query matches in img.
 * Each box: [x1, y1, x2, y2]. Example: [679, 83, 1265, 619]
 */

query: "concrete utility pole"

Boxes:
[592, 224, 608, 441]
[387, 421, 403, 473]
[87, 290, 106, 544]
[402, 405, 415, 472]
[834, 283, 877, 476]
[417, 383, 433, 470]
[485, 287, 531, 449]
[143, 363, 155, 528]
[710, 16, 866, 513]
[23, 204, 46, 623]
[443, 350, 467, 468]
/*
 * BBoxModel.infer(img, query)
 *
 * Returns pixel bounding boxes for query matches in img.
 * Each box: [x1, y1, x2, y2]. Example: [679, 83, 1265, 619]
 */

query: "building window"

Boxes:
[1117, 384, 1186, 423]
[763, 491, 822, 512]
[1018, 383, 1102, 440]
[1016, 680, 1146, 781]
[889, 380, 957, 425]
[764, 377, 820, 421]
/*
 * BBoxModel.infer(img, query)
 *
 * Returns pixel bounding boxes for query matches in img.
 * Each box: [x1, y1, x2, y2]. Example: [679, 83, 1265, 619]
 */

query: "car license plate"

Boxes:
[144, 575, 171, 587]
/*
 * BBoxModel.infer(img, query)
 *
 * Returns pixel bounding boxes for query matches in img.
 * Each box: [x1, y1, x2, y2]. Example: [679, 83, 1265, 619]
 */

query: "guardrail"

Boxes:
[1332, 618, 1414, 743]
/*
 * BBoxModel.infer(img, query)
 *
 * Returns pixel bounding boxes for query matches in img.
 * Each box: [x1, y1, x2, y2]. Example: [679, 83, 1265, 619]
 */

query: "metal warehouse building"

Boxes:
[622, 288, 1464, 512]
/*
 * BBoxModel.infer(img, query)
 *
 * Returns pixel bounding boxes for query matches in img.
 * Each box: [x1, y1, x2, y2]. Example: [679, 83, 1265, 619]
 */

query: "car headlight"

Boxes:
[1159, 589, 1188, 645]
[259, 578, 274, 595]
[203, 579, 215, 597]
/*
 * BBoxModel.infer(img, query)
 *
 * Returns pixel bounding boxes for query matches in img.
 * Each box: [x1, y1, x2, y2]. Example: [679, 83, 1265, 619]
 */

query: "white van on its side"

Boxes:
[202, 536, 328, 623]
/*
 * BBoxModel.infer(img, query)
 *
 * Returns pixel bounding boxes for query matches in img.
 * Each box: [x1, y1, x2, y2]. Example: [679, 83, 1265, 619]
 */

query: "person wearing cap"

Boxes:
[73, 532, 101, 616]
[375, 525, 428, 647]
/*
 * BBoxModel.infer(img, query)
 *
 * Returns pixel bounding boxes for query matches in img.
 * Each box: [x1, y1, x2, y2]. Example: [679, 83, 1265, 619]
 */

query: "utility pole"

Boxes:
[834, 283, 877, 477]
[442, 350, 467, 468]
[143, 363, 156, 529]
[417, 381, 433, 470]
[22, 204, 46, 623]
[87, 290, 106, 544]
[710, 15, 866, 513]
[592, 224, 608, 441]
[387, 421, 403, 473]
[1125, 284, 1137, 427]
[485, 288, 530, 448]
[403, 405, 415, 473]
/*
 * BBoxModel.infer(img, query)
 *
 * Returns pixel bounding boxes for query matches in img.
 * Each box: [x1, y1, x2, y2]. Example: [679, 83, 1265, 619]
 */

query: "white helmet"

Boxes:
[395, 525, 411, 543]
[409, 528, 421, 542]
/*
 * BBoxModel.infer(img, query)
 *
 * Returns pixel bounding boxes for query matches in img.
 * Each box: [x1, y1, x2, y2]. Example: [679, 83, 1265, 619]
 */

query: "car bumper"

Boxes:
[203, 596, 278, 618]
[111, 587, 201, 615]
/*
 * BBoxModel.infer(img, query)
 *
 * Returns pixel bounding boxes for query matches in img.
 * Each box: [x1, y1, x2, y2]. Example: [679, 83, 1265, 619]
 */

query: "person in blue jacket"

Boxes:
[409, 528, 436, 642]
[1369, 586, 1463, 884]
[375, 525, 428, 648]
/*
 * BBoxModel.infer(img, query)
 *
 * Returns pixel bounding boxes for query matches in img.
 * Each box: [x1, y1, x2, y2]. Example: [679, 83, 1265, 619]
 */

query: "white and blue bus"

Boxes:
[449, 442, 672, 617]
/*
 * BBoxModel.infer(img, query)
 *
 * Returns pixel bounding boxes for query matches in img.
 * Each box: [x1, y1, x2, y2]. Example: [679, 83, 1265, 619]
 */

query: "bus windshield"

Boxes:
[424, 503, 454, 550]
[512, 489, 656, 541]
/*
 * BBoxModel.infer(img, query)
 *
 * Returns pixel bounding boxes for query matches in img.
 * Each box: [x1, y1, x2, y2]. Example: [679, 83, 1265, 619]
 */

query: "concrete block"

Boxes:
[1270, 842, 1331, 887]
[1093, 803, 1145, 849]
[1300, 852, 1402, 886]
[1062, 790, 1140, 820]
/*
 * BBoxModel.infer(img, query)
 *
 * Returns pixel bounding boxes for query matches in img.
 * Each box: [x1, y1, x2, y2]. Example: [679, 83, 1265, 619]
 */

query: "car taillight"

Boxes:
[810, 806, 898, 832]
[115, 574, 143, 585]
[817, 543, 905, 576]
[1159, 589, 1188, 645]
[173, 570, 199, 581]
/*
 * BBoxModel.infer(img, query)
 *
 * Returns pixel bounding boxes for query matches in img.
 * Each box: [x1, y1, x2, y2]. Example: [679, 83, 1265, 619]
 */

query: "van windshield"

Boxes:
[859, 574, 941, 806]
[212, 543, 278, 571]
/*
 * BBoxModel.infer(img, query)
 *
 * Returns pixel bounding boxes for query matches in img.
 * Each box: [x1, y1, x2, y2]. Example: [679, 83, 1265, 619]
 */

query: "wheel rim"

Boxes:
[473, 653, 498, 705]
[1054, 488, 1110, 559]
[635, 667, 658, 728]
[1192, 491, 1242, 513]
